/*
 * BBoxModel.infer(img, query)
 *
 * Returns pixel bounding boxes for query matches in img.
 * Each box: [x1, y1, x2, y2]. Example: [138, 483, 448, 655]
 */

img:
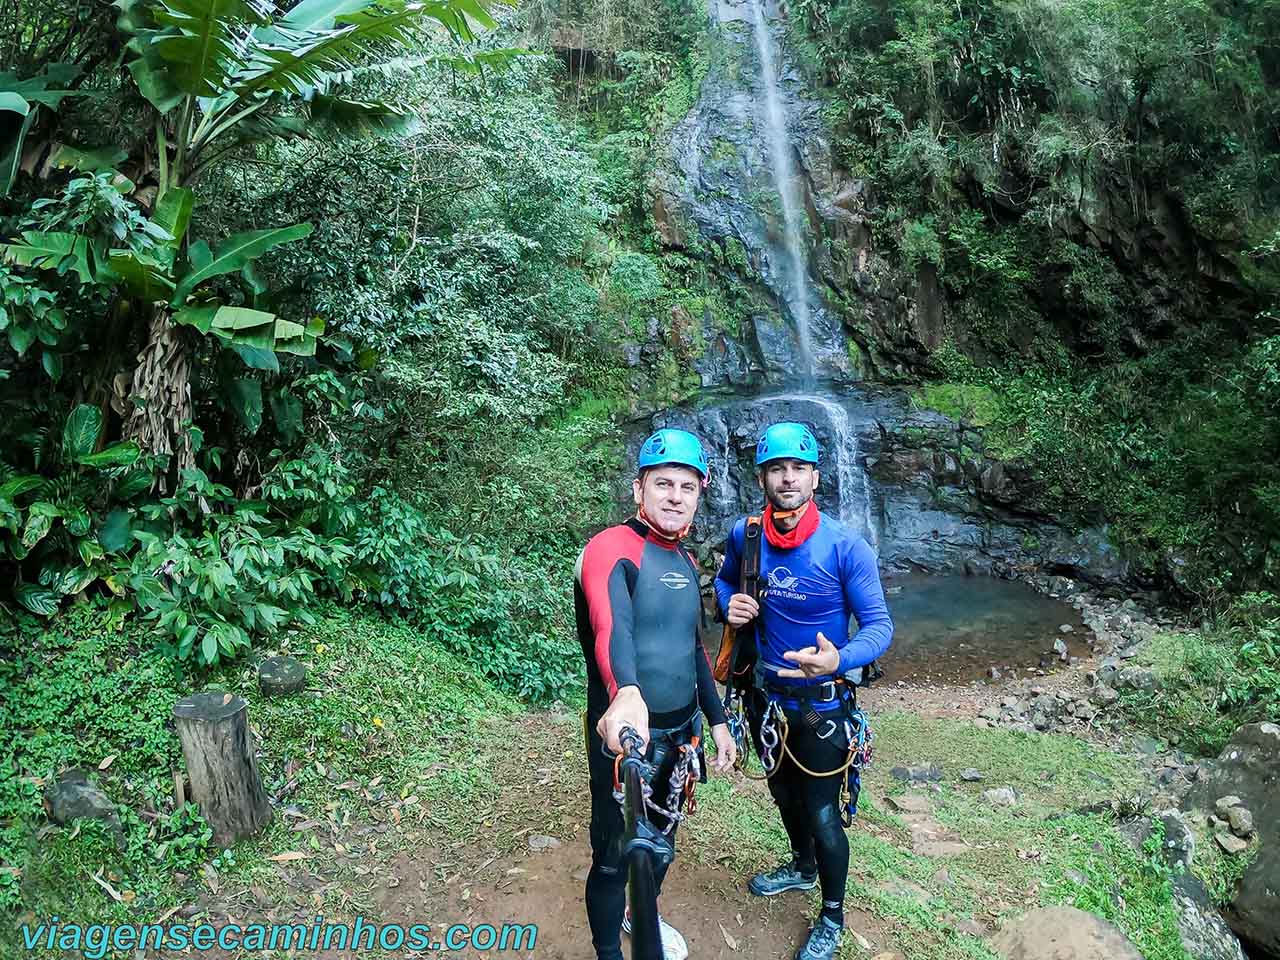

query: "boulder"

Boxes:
[990, 906, 1143, 960]
[258, 655, 308, 696]
[44, 769, 123, 839]
[1171, 875, 1246, 960]
[1186, 722, 1280, 957]
[1216, 833, 1249, 856]
[891, 764, 943, 783]
[1226, 807, 1255, 838]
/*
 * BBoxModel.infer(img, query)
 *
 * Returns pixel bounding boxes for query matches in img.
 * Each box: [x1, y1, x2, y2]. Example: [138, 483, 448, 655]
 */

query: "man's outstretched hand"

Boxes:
[709, 722, 736, 772]
[597, 685, 649, 754]
[776, 631, 841, 679]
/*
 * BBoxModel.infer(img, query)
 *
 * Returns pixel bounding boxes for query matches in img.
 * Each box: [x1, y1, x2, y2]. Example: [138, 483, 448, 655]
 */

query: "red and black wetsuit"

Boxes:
[574, 517, 726, 960]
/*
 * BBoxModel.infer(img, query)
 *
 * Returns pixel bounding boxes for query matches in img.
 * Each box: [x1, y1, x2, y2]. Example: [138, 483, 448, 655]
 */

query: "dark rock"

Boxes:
[1186, 723, 1280, 957]
[1226, 807, 1255, 838]
[1117, 667, 1158, 691]
[44, 770, 123, 840]
[1172, 874, 1247, 960]
[960, 768, 984, 782]
[258, 656, 307, 696]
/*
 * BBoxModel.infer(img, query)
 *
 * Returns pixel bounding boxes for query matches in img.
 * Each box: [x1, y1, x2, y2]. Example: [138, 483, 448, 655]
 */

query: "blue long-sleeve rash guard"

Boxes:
[715, 511, 893, 707]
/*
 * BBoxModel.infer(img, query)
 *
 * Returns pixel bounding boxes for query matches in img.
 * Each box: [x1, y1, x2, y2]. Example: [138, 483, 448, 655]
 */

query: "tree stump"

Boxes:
[173, 692, 272, 845]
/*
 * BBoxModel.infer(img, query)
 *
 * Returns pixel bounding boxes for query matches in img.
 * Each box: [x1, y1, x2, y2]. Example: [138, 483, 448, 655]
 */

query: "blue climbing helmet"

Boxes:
[638, 428, 710, 485]
[755, 421, 820, 466]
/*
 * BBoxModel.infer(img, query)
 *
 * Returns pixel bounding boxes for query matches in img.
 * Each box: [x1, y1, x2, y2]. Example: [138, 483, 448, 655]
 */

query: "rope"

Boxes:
[776, 713, 857, 778]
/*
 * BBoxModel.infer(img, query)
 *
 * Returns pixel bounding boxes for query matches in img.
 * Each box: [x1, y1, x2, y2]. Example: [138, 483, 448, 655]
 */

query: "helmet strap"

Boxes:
[769, 499, 812, 524]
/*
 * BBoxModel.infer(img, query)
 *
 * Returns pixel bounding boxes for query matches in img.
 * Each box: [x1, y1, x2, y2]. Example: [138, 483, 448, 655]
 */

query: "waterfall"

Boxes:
[747, 0, 814, 376]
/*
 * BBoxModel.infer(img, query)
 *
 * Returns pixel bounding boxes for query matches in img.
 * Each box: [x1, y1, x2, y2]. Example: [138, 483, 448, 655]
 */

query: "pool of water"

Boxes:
[878, 574, 1088, 683]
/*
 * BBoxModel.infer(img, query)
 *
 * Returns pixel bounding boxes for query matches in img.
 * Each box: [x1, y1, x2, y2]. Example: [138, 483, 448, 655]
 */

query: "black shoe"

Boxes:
[748, 860, 818, 897]
[794, 916, 842, 960]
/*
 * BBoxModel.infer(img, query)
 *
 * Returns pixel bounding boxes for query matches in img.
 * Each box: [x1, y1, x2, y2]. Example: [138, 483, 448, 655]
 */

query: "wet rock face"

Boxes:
[629, 385, 1125, 586]
[653, 0, 925, 385]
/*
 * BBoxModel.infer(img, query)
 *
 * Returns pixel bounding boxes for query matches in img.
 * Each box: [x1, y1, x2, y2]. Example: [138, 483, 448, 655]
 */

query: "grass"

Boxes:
[911, 383, 1002, 430]
[4, 610, 1197, 960]
[681, 713, 1188, 960]
[1, 602, 517, 956]
[1116, 594, 1280, 756]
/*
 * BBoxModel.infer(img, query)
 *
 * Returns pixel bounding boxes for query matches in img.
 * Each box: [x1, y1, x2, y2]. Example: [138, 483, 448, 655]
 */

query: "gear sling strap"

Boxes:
[713, 515, 762, 688]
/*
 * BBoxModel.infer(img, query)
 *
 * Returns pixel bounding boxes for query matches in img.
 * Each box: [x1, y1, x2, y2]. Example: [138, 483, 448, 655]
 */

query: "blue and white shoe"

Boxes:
[795, 916, 842, 960]
[748, 860, 818, 896]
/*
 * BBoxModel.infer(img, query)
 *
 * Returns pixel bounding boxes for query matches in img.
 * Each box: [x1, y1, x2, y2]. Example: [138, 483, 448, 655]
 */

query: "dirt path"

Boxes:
[188, 651, 1149, 960]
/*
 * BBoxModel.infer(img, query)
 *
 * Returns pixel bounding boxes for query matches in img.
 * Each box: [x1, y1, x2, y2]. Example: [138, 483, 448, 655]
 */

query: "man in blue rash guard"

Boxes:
[715, 421, 893, 960]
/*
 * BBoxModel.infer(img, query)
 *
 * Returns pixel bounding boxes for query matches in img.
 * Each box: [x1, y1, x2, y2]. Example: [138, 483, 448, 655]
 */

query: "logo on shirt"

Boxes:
[767, 565, 807, 601]
[769, 566, 800, 590]
[659, 571, 691, 590]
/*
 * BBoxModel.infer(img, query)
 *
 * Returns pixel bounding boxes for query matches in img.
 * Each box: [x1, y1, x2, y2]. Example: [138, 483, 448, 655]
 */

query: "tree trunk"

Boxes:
[124, 306, 193, 490]
[173, 692, 272, 845]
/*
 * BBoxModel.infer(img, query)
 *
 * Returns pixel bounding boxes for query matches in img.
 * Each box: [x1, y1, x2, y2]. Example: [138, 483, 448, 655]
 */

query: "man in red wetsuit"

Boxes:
[575, 428, 737, 960]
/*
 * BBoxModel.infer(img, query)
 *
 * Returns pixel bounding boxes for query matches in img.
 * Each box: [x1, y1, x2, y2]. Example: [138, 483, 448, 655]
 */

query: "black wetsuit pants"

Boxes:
[746, 688, 851, 910]
[584, 719, 689, 960]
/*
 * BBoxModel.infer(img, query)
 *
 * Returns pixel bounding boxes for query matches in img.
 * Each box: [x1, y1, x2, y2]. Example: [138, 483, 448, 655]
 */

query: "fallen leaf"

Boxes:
[368, 776, 383, 788]
[850, 930, 872, 950]
[98, 755, 116, 771]
[201, 863, 219, 895]
[719, 922, 738, 951]
[267, 851, 309, 862]
[90, 869, 123, 902]
[222, 693, 233, 705]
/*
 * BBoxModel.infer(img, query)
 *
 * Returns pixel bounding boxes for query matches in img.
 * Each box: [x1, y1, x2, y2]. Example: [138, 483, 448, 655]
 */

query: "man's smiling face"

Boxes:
[758, 458, 819, 511]
[633, 465, 702, 535]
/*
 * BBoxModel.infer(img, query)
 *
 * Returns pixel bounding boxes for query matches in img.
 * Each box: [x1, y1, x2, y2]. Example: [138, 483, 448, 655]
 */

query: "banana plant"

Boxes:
[109, 0, 505, 466]
[116, 0, 504, 196]
[1, 182, 322, 364]
[0, 63, 88, 196]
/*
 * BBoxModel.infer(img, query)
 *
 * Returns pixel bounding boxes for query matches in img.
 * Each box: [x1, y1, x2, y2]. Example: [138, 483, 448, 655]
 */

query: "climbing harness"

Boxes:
[610, 726, 702, 835]
[735, 679, 876, 824]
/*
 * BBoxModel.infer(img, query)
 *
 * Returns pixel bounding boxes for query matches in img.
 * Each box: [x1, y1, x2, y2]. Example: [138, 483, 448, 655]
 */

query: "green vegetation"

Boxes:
[795, 0, 1280, 591]
[2, 603, 525, 945]
[1118, 592, 1280, 754]
[4, 0, 1277, 951]
[681, 713, 1185, 960]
